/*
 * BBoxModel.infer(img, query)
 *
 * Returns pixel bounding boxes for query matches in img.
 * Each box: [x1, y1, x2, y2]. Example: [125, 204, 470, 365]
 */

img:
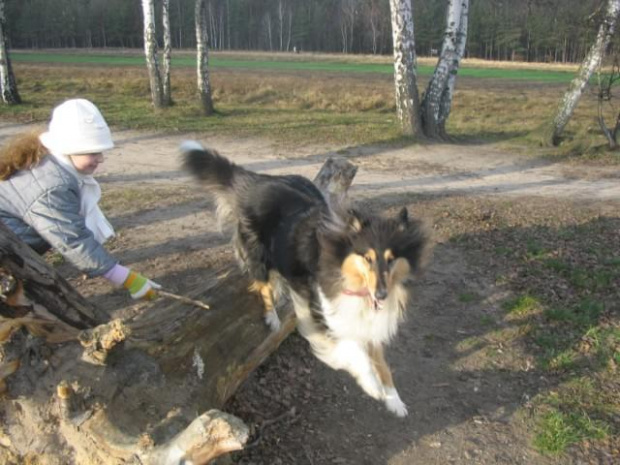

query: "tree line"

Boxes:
[5, 0, 613, 63]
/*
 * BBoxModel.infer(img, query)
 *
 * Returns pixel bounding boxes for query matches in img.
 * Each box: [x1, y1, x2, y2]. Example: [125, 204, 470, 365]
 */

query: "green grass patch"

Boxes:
[583, 326, 620, 366]
[544, 299, 604, 328]
[534, 409, 609, 455]
[503, 294, 542, 317]
[525, 239, 551, 260]
[10, 51, 578, 83]
[534, 378, 614, 455]
[458, 292, 480, 303]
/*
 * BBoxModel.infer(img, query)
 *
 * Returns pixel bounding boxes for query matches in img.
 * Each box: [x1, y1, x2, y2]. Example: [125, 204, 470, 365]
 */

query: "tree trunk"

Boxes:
[278, 0, 284, 51]
[547, 0, 620, 146]
[195, 0, 215, 115]
[0, 158, 356, 464]
[421, 0, 469, 140]
[0, 0, 21, 105]
[161, 0, 173, 106]
[141, 0, 164, 108]
[388, 0, 423, 138]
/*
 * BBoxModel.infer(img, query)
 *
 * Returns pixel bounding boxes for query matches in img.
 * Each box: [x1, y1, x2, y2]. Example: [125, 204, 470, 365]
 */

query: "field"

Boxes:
[0, 50, 618, 464]
[3, 49, 618, 156]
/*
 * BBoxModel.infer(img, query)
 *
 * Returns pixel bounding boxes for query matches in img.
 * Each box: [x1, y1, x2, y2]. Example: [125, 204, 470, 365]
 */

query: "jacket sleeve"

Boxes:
[25, 185, 118, 277]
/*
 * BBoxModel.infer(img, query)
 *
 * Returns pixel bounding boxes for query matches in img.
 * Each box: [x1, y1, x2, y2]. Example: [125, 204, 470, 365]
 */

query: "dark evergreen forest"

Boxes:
[6, 0, 612, 63]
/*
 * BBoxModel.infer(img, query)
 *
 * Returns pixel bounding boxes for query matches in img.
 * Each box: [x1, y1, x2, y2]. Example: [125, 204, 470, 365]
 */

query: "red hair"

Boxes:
[0, 131, 47, 180]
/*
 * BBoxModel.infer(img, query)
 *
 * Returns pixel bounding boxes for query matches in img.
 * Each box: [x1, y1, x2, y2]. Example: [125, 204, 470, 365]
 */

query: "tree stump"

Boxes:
[0, 157, 357, 465]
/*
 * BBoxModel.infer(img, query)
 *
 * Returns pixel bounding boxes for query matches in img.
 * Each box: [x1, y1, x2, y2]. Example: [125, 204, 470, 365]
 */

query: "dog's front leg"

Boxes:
[368, 343, 408, 417]
[322, 340, 385, 402]
[248, 280, 280, 331]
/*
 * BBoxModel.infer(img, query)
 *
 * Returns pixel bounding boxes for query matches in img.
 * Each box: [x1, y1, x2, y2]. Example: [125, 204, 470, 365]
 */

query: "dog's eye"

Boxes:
[364, 255, 373, 264]
[386, 256, 394, 267]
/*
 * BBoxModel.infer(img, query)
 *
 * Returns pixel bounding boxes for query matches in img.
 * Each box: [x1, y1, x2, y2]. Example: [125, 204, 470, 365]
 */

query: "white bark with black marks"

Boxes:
[0, 0, 20, 105]
[195, 0, 215, 115]
[421, 0, 469, 140]
[141, 0, 164, 108]
[161, 0, 172, 106]
[388, 0, 423, 137]
[549, 0, 620, 146]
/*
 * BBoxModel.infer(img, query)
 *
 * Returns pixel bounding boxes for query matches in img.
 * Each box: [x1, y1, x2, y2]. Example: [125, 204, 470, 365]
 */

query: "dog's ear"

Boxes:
[398, 207, 409, 230]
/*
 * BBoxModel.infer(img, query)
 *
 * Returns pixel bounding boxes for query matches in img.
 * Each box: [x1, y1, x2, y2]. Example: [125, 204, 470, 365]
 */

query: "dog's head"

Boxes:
[318, 207, 428, 309]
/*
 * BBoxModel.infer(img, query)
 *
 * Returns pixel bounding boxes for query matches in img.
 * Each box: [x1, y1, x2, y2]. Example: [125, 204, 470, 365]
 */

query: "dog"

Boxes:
[182, 141, 428, 417]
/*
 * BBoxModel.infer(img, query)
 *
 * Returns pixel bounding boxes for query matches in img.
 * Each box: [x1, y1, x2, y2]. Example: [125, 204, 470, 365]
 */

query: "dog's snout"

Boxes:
[375, 288, 388, 301]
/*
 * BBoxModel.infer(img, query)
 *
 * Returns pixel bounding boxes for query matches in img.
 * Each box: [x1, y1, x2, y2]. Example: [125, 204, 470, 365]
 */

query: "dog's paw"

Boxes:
[385, 388, 408, 417]
[264, 311, 281, 332]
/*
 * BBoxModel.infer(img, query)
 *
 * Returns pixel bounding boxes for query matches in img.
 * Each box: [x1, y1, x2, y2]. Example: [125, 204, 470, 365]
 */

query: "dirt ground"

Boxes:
[1, 122, 618, 465]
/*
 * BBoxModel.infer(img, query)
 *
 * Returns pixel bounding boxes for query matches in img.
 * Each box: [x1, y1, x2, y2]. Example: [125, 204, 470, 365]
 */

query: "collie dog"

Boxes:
[182, 141, 427, 417]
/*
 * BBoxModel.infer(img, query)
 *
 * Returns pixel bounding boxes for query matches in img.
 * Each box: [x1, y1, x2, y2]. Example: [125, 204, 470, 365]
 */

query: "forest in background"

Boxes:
[6, 0, 617, 63]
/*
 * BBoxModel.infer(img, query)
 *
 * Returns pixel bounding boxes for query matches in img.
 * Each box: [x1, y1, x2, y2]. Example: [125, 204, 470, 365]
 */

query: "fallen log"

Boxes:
[0, 157, 357, 464]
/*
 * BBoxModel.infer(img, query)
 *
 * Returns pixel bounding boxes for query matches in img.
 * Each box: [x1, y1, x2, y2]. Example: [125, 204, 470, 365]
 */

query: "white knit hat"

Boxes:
[39, 99, 114, 155]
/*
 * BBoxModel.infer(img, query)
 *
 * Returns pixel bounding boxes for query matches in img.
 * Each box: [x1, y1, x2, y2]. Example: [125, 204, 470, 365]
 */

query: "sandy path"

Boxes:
[2, 123, 617, 201]
[1, 122, 618, 465]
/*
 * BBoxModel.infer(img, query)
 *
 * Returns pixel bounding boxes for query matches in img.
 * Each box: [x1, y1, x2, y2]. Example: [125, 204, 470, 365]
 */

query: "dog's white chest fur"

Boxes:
[317, 288, 402, 344]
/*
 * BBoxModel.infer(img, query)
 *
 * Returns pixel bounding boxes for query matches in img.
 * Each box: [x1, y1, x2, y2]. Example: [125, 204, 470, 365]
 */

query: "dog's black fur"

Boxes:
[183, 141, 428, 416]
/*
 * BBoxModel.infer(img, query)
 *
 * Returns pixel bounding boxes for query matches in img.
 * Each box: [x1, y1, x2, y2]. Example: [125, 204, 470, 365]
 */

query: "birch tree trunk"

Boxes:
[161, 0, 172, 106]
[286, 8, 293, 52]
[547, 0, 620, 146]
[0, 0, 21, 105]
[195, 0, 215, 115]
[438, 0, 468, 137]
[141, 0, 163, 108]
[388, 0, 423, 137]
[278, 0, 285, 51]
[421, 0, 469, 140]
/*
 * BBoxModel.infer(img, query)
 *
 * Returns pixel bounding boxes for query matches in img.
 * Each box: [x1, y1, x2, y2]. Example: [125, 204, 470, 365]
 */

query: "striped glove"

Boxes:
[123, 270, 161, 300]
[104, 264, 161, 300]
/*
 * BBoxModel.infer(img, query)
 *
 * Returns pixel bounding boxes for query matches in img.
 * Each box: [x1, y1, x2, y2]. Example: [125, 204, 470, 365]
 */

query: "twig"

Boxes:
[158, 290, 210, 310]
[244, 407, 297, 449]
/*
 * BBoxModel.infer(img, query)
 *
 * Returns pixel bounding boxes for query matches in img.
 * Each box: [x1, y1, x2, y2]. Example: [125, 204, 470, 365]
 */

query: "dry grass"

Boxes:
[2, 59, 620, 161]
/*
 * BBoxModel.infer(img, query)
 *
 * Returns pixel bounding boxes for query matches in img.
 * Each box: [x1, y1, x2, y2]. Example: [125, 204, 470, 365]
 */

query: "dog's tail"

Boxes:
[181, 140, 252, 227]
[181, 140, 244, 190]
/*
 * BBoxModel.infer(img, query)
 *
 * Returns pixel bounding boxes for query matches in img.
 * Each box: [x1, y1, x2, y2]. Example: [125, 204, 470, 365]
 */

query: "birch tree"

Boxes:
[421, 0, 469, 140]
[141, 0, 164, 108]
[277, 0, 287, 51]
[0, 0, 20, 105]
[547, 0, 620, 146]
[161, 0, 172, 106]
[388, 0, 423, 137]
[195, 0, 215, 115]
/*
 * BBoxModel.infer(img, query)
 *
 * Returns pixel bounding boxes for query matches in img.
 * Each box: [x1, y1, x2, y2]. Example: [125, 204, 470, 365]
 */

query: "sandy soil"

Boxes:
[1, 122, 618, 465]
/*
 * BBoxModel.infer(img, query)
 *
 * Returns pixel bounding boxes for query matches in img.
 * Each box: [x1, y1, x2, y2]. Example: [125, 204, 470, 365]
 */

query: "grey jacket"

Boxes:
[0, 155, 117, 276]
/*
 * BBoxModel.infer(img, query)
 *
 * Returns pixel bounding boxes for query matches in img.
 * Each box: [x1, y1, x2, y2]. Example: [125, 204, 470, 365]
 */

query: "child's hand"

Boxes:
[123, 271, 162, 300]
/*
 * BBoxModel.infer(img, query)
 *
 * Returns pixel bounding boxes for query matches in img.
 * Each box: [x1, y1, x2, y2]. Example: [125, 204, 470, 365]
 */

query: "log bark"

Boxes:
[0, 157, 357, 464]
[0, 222, 105, 328]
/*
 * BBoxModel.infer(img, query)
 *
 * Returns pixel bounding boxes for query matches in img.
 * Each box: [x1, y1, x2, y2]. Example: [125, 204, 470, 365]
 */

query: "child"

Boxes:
[0, 98, 159, 300]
